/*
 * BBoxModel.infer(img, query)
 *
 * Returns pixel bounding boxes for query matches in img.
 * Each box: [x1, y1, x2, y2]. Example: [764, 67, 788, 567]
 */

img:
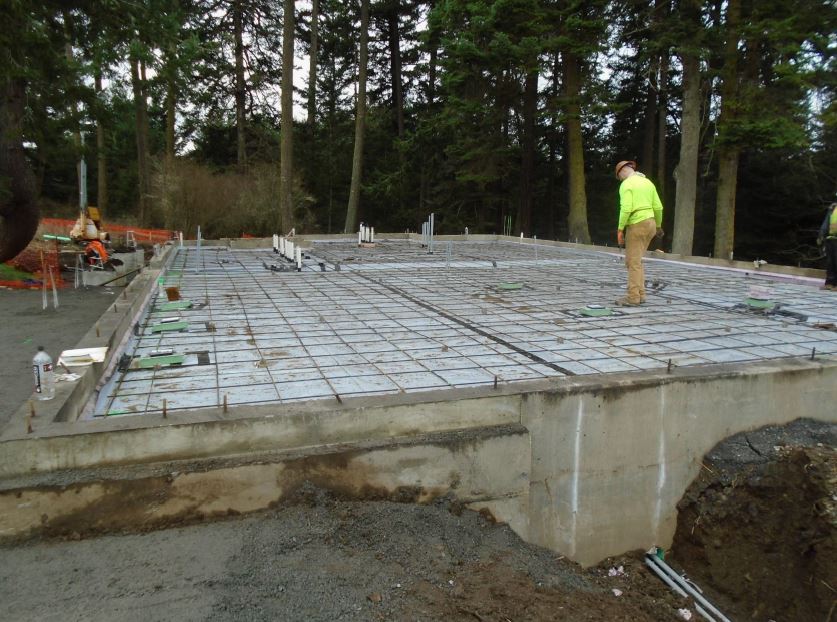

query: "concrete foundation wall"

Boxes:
[522, 360, 837, 564]
[2, 358, 835, 565]
[0, 425, 530, 543]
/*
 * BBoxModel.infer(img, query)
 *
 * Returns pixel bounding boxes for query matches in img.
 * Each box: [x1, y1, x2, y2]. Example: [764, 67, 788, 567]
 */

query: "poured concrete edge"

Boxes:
[1, 356, 834, 476]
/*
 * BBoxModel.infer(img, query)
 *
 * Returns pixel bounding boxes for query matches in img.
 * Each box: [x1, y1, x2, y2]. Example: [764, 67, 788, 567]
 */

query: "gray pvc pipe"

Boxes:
[646, 554, 731, 622]
[644, 557, 716, 622]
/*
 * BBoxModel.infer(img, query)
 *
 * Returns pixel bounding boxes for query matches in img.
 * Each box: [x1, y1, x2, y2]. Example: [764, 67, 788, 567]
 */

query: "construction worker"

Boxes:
[84, 239, 109, 267]
[817, 202, 837, 290]
[614, 160, 663, 306]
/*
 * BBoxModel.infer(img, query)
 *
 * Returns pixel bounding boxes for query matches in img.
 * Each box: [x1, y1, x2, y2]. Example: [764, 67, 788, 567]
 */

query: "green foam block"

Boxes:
[745, 298, 775, 310]
[137, 354, 186, 368]
[158, 300, 193, 311]
[151, 321, 189, 333]
[579, 306, 613, 317]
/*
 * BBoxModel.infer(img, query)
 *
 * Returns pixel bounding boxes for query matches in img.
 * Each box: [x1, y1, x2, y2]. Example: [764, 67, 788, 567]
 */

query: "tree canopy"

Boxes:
[2, 0, 836, 266]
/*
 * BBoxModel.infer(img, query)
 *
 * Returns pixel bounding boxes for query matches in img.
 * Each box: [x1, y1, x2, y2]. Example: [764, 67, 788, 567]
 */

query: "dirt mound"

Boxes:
[206, 486, 686, 621]
[672, 419, 837, 621]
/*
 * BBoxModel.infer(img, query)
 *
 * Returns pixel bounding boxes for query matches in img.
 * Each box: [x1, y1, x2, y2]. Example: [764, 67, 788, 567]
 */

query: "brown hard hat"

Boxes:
[615, 160, 636, 178]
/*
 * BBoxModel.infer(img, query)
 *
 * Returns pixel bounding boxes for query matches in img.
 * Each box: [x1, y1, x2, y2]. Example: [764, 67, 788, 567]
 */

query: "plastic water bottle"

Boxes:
[33, 346, 55, 401]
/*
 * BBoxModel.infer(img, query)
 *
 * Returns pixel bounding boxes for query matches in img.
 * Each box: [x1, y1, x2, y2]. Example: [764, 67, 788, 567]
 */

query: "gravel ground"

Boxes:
[0, 489, 682, 622]
[0, 284, 118, 427]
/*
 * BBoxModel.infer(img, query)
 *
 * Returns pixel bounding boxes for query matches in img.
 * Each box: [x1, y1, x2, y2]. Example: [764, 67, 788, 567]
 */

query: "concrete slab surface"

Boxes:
[89, 239, 837, 418]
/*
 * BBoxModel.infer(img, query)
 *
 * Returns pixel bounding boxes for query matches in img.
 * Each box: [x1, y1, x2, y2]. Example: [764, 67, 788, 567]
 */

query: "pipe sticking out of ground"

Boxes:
[645, 552, 731, 622]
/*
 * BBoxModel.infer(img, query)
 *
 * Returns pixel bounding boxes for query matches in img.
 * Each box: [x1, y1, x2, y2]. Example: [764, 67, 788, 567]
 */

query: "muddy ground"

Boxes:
[1, 276, 835, 621]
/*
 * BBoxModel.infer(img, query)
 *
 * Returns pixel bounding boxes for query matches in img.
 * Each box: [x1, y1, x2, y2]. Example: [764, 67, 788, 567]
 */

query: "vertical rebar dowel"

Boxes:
[811, 347, 816, 360]
[446, 241, 452, 268]
[162, 398, 167, 418]
[534, 235, 538, 260]
[493, 376, 498, 389]
[195, 225, 202, 273]
[223, 394, 228, 413]
[667, 359, 672, 373]
[429, 213, 434, 254]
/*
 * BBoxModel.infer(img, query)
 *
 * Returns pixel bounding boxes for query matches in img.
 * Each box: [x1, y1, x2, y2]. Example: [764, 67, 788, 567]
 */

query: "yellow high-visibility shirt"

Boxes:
[618, 173, 663, 231]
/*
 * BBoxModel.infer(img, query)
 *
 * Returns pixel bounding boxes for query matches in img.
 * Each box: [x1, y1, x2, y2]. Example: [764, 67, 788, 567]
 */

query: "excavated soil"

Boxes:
[671, 419, 837, 622]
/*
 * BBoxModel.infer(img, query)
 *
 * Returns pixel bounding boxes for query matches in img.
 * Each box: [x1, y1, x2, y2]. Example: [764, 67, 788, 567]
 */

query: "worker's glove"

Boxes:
[817, 237, 824, 247]
[655, 227, 664, 241]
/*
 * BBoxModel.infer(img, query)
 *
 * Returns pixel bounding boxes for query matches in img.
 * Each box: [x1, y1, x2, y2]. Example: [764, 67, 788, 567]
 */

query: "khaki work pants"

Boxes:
[624, 218, 657, 303]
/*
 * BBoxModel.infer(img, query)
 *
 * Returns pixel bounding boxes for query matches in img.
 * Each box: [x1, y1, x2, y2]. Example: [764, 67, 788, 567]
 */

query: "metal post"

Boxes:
[195, 225, 201, 273]
[79, 132, 87, 210]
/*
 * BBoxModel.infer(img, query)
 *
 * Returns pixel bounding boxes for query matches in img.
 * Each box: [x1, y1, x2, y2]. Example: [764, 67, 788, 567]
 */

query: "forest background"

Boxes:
[2, 0, 836, 267]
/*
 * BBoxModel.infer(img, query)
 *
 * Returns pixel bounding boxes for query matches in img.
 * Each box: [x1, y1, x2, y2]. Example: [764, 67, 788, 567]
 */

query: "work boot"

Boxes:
[615, 297, 641, 307]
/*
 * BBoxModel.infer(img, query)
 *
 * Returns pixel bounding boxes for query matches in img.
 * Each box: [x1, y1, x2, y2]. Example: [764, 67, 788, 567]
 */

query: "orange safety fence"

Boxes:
[2, 240, 65, 289]
[39, 218, 175, 244]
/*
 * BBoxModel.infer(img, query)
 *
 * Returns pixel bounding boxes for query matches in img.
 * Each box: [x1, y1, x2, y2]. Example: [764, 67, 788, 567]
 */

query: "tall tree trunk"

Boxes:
[714, 150, 738, 259]
[164, 55, 176, 161]
[307, 0, 318, 126]
[562, 51, 591, 244]
[234, 0, 247, 168]
[63, 11, 83, 210]
[515, 68, 537, 236]
[427, 3, 437, 106]
[671, 52, 700, 255]
[642, 55, 658, 173]
[656, 53, 668, 198]
[546, 52, 560, 240]
[95, 71, 108, 216]
[344, 0, 370, 233]
[387, 3, 404, 138]
[130, 49, 150, 226]
[713, 0, 741, 260]
[280, 0, 295, 232]
[421, 0, 438, 217]
[0, 73, 38, 262]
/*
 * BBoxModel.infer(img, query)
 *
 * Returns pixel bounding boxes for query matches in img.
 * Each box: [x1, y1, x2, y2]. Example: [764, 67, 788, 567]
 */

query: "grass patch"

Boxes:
[0, 263, 37, 281]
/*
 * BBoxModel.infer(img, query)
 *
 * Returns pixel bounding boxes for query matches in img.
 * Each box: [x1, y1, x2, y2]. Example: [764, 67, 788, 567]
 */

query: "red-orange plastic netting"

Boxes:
[2, 240, 64, 289]
[39, 218, 174, 244]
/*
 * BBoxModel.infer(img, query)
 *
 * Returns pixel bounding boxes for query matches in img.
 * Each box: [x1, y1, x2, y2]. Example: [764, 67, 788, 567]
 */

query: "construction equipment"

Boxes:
[69, 206, 108, 242]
